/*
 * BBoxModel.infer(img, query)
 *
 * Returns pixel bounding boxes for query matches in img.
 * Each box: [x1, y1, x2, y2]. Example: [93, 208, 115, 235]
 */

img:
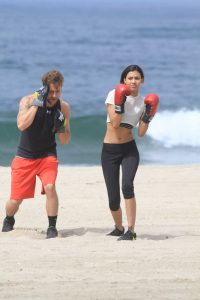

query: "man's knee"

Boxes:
[44, 184, 56, 194]
[10, 199, 23, 207]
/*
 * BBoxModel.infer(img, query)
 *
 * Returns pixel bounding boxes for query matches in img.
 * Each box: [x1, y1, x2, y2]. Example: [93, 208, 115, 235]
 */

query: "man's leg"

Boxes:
[3, 156, 37, 233]
[2, 199, 23, 232]
[44, 183, 59, 239]
[38, 156, 59, 239]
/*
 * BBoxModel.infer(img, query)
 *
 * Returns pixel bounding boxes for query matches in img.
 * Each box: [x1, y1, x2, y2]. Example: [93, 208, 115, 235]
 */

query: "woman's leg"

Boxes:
[121, 141, 139, 232]
[124, 197, 136, 230]
[110, 208, 123, 231]
[101, 144, 123, 231]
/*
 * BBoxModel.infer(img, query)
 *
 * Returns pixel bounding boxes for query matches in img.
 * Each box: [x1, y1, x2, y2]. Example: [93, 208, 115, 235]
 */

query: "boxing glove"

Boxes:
[31, 85, 49, 107]
[142, 93, 159, 123]
[53, 109, 67, 133]
[114, 84, 131, 114]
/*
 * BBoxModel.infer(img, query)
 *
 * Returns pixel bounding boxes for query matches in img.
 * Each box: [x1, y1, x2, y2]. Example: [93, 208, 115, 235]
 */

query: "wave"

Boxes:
[147, 109, 200, 147]
[0, 110, 199, 148]
[0, 116, 106, 166]
[0, 112, 199, 166]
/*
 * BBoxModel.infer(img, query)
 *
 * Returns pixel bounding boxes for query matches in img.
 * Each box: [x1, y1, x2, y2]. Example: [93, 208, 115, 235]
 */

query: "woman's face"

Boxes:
[124, 71, 144, 96]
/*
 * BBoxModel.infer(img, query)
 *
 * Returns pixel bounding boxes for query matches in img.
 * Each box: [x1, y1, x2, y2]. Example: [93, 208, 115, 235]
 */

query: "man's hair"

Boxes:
[42, 70, 64, 86]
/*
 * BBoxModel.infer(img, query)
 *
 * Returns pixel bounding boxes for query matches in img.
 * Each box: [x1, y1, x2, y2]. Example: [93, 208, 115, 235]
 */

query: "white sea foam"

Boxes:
[147, 109, 200, 148]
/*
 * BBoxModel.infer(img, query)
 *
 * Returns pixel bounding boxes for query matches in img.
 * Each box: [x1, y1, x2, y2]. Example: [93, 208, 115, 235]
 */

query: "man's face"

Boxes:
[46, 83, 62, 107]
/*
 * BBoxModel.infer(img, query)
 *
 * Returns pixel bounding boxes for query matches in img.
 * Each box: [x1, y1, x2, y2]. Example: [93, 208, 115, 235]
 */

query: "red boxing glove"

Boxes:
[114, 84, 131, 114]
[142, 93, 159, 123]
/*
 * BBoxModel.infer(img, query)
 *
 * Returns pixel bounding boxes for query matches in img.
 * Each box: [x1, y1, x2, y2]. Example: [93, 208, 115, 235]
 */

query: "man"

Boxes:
[2, 70, 71, 239]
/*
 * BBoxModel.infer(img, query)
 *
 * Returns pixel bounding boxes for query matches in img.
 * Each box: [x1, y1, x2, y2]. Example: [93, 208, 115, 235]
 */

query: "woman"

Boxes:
[101, 64, 158, 241]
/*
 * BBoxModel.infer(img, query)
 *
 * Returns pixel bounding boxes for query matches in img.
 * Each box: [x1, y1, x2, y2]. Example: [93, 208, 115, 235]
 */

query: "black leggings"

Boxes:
[101, 140, 139, 211]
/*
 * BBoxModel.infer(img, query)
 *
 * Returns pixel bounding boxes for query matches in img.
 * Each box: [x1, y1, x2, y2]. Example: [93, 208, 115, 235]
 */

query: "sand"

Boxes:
[0, 164, 200, 300]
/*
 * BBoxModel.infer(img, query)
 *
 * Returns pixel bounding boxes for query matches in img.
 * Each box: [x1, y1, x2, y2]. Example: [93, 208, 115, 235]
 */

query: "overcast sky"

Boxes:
[0, 0, 199, 7]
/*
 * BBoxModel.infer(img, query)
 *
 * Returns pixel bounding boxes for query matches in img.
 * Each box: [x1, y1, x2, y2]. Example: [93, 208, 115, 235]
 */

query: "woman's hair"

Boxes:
[120, 65, 144, 83]
[42, 69, 64, 86]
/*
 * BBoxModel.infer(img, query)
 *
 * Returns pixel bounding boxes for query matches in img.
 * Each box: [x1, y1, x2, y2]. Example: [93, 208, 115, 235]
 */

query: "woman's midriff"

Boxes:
[103, 123, 134, 144]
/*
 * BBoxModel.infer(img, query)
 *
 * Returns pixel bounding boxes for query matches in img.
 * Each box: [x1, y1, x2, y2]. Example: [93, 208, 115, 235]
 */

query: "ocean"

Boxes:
[0, 0, 200, 166]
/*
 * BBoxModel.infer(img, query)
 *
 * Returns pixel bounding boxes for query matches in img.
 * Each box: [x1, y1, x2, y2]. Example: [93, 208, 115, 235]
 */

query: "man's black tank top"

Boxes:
[16, 101, 61, 159]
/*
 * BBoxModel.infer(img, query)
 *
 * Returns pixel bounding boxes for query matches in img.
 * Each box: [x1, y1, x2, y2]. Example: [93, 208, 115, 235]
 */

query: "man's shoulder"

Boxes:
[59, 99, 71, 117]
[20, 94, 34, 104]
[60, 99, 70, 109]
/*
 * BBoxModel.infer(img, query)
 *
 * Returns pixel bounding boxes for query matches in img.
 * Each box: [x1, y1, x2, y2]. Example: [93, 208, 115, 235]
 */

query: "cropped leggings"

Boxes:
[101, 140, 139, 211]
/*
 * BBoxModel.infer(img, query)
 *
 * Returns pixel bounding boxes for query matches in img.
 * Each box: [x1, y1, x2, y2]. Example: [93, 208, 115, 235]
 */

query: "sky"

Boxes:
[0, 0, 199, 19]
[0, 0, 200, 7]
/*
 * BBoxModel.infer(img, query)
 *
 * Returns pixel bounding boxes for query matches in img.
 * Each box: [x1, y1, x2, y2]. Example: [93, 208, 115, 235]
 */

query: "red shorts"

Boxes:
[10, 156, 59, 200]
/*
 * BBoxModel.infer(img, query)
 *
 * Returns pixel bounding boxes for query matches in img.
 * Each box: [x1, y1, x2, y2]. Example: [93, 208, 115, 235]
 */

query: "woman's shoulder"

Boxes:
[105, 89, 115, 103]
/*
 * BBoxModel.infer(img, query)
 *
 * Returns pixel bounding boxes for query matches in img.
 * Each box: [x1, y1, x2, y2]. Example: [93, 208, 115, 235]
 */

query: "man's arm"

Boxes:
[17, 85, 49, 131]
[17, 95, 38, 131]
[56, 100, 71, 144]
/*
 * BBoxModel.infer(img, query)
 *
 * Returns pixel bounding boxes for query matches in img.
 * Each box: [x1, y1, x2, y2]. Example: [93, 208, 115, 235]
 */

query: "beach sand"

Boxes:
[0, 164, 200, 300]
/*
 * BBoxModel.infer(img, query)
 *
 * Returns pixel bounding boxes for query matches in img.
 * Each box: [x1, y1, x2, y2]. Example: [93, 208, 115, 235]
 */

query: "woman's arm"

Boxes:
[107, 104, 123, 128]
[138, 93, 159, 137]
[137, 119, 149, 137]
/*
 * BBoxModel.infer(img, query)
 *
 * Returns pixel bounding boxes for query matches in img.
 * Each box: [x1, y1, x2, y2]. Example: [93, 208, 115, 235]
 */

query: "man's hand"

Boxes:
[53, 109, 67, 133]
[31, 85, 49, 107]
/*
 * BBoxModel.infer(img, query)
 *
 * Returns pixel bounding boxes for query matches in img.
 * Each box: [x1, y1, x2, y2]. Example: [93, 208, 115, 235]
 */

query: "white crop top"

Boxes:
[105, 89, 145, 127]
